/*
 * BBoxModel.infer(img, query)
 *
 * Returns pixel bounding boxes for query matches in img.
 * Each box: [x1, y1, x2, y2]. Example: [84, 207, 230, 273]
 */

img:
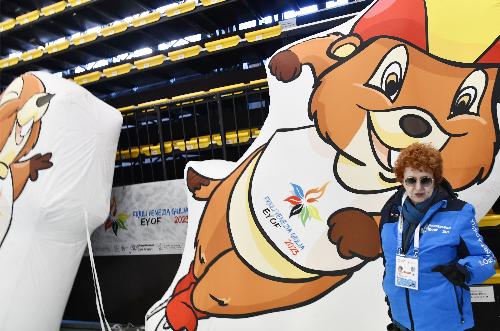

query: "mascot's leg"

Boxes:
[193, 249, 350, 315]
[164, 173, 237, 331]
[166, 146, 265, 331]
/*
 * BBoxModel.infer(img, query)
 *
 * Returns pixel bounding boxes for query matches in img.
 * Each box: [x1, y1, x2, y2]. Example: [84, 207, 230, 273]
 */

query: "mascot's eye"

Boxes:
[452, 87, 476, 115]
[449, 70, 486, 119]
[382, 63, 402, 100]
[366, 45, 408, 102]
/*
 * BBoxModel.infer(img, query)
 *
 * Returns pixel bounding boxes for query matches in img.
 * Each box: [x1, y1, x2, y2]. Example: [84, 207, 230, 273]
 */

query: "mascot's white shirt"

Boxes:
[229, 126, 387, 277]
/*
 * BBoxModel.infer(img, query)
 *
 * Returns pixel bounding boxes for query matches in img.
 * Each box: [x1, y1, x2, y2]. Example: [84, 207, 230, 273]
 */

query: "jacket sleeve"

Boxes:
[456, 203, 496, 285]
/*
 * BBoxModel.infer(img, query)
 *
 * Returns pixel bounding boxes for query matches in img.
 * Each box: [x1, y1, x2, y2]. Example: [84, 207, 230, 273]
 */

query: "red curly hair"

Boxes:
[394, 143, 443, 184]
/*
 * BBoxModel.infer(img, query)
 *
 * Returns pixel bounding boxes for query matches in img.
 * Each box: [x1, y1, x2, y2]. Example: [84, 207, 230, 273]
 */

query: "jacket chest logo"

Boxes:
[422, 224, 452, 234]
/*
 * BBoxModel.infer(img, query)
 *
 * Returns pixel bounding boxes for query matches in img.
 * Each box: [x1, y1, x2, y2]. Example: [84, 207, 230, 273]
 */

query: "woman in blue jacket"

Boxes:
[380, 143, 496, 331]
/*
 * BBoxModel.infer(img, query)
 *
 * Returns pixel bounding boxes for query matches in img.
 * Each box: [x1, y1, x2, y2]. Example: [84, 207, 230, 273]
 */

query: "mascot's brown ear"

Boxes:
[269, 33, 354, 82]
[326, 34, 362, 61]
[268, 50, 302, 83]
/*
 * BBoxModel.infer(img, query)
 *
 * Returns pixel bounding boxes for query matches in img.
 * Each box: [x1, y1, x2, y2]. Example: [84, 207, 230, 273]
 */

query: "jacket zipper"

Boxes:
[453, 286, 465, 324]
[405, 288, 415, 330]
[397, 200, 449, 330]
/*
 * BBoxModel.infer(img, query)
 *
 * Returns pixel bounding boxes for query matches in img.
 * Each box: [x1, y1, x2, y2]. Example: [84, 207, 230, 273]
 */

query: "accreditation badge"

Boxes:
[395, 254, 419, 290]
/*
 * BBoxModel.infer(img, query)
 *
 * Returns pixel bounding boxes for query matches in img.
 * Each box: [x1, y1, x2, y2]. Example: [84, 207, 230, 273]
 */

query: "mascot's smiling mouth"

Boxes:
[367, 116, 400, 173]
[12, 93, 53, 147]
[353, 104, 467, 185]
[15, 120, 33, 146]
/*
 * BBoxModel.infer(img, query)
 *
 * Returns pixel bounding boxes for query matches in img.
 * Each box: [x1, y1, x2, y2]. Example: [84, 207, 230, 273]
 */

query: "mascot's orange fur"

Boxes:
[0, 73, 53, 247]
[151, 1, 499, 330]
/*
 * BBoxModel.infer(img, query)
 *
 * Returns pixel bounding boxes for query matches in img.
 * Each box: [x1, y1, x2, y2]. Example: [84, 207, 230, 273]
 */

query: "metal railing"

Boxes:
[113, 82, 269, 186]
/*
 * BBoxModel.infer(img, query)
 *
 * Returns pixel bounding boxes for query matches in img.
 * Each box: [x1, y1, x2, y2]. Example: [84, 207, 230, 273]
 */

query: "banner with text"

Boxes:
[89, 180, 188, 256]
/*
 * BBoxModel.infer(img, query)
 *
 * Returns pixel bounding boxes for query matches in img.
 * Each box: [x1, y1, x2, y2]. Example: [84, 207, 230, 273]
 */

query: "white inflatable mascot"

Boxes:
[0, 72, 122, 331]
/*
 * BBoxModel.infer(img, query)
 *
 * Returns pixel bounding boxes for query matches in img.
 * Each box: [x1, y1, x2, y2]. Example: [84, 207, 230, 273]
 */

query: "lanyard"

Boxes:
[397, 193, 421, 258]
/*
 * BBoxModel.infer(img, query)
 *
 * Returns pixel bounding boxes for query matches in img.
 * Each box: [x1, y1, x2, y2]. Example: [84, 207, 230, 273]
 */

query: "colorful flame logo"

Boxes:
[104, 196, 129, 236]
[284, 182, 329, 226]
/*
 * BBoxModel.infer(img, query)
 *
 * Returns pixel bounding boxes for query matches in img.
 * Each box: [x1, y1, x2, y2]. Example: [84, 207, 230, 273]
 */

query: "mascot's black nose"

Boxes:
[36, 94, 54, 107]
[399, 114, 432, 138]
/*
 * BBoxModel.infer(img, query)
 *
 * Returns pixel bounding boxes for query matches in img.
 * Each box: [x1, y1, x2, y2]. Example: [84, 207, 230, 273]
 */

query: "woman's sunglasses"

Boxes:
[404, 176, 434, 187]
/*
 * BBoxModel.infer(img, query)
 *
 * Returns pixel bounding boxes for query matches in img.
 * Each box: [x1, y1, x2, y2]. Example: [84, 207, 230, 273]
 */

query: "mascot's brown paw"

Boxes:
[327, 208, 381, 260]
[29, 153, 53, 181]
[268, 50, 302, 82]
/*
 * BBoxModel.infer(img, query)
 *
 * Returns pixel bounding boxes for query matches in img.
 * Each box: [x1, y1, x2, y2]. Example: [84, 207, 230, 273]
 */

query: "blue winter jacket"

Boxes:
[380, 181, 496, 331]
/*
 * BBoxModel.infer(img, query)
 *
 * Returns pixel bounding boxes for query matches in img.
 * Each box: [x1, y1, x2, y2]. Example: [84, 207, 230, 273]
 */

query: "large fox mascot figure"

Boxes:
[147, 1, 499, 330]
